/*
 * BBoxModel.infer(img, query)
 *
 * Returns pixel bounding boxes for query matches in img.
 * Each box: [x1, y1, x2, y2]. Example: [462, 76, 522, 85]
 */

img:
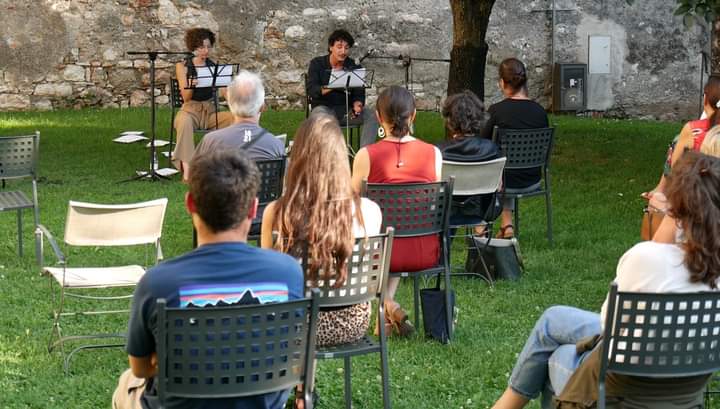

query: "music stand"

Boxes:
[325, 68, 374, 155]
[122, 50, 191, 182]
[185, 63, 239, 132]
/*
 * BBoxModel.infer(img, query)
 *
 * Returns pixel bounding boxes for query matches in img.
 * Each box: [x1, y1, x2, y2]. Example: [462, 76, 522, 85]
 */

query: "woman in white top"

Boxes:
[261, 112, 382, 349]
[492, 150, 720, 409]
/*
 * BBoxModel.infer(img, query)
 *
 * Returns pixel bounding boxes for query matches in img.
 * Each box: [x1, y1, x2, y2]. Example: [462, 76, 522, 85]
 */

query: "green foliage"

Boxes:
[627, 0, 720, 26]
[1, 108, 714, 408]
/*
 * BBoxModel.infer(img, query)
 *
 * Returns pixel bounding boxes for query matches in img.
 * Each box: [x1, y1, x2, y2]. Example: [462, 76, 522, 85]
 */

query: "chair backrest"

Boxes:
[600, 282, 720, 381]
[493, 127, 554, 171]
[64, 198, 168, 246]
[255, 158, 286, 206]
[0, 132, 39, 180]
[156, 290, 319, 401]
[301, 229, 394, 308]
[442, 157, 506, 196]
[362, 178, 454, 238]
[170, 78, 184, 108]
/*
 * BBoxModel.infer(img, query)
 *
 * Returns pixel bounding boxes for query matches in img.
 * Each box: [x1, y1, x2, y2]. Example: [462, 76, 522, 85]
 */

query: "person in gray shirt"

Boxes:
[194, 70, 284, 164]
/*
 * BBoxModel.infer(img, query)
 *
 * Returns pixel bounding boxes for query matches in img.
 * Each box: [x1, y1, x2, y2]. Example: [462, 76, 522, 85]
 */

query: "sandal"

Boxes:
[496, 224, 514, 239]
[293, 387, 319, 409]
[385, 301, 415, 337]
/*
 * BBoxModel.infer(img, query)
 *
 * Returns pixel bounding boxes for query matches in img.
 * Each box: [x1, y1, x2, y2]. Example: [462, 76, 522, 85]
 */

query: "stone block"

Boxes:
[302, 8, 327, 17]
[63, 65, 86, 82]
[34, 83, 73, 97]
[130, 90, 148, 106]
[285, 25, 305, 39]
[103, 48, 119, 61]
[0, 94, 30, 110]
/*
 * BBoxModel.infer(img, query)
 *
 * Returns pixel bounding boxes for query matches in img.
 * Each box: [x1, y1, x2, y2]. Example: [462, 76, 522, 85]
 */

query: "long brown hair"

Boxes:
[272, 113, 364, 286]
[665, 151, 720, 288]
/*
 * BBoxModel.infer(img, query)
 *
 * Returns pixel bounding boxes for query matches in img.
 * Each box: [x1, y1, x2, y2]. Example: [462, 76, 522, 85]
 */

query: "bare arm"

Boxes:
[129, 353, 156, 379]
[669, 123, 694, 166]
[351, 148, 370, 193]
[260, 201, 277, 249]
[176, 62, 195, 104]
[433, 146, 442, 181]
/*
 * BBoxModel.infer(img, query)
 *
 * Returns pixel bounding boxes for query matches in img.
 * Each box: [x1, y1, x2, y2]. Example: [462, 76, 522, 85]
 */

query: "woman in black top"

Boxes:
[439, 90, 500, 234]
[482, 58, 549, 238]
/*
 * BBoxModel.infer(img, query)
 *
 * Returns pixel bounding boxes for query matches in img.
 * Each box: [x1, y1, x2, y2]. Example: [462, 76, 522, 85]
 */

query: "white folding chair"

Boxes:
[36, 198, 168, 373]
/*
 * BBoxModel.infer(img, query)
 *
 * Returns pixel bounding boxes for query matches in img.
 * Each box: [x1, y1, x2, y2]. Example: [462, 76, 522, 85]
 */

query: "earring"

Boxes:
[377, 126, 385, 138]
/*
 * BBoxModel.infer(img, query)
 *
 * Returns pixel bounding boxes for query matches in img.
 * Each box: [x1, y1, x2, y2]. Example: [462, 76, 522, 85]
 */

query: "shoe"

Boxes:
[373, 314, 394, 337]
[385, 300, 415, 337]
[496, 224, 514, 239]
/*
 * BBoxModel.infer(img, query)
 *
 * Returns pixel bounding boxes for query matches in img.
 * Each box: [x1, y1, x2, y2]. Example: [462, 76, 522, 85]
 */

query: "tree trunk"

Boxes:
[447, 0, 496, 99]
[712, 15, 720, 74]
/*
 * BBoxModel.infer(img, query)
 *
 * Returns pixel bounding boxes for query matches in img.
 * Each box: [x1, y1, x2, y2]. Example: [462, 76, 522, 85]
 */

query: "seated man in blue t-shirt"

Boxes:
[112, 149, 304, 409]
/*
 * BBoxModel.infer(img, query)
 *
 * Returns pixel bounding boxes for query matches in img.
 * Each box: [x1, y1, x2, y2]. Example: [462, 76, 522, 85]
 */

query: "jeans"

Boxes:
[508, 306, 601, 408]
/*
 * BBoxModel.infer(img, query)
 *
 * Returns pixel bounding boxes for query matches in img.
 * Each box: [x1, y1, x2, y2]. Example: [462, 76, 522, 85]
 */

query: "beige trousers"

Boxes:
[172, 100, 233, 169]
[111, 369, 146, 409]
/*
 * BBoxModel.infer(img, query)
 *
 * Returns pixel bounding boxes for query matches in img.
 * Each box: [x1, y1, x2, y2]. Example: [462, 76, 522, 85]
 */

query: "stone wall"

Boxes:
[0, 0, 709, 120]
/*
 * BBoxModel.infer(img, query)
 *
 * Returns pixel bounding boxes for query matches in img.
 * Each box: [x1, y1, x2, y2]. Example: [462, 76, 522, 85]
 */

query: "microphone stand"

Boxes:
[121, 50, 191, 182]
[365, 54, 450, 90]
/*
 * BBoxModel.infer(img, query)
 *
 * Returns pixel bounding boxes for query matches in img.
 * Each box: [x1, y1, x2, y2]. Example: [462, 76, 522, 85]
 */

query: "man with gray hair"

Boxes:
[194, 70, 284, 162]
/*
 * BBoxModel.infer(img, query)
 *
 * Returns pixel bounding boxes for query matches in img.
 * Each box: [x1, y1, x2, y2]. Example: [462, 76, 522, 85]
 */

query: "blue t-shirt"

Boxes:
[126, 241, 304, 409]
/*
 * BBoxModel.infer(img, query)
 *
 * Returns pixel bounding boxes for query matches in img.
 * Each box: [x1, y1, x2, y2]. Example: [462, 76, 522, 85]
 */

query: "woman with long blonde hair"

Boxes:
[261, 112, 382, 347]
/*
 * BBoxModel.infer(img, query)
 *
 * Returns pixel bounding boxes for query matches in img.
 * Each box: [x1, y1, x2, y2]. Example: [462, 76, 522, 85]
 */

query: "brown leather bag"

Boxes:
[640, 205, 665, 241]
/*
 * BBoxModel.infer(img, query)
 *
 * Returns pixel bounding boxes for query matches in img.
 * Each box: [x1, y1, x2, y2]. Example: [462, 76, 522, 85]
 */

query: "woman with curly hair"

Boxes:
[261, 112, 382, 347]
[492, 151, 720, 409]
[173, 28, 233, 180]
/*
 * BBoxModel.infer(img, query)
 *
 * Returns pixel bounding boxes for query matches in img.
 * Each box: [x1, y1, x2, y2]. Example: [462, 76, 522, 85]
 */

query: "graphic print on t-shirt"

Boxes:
[179, 282, 289, 308]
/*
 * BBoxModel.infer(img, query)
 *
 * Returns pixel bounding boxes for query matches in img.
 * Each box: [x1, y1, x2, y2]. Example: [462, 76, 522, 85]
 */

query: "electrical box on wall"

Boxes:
[553, 63, 587, 112]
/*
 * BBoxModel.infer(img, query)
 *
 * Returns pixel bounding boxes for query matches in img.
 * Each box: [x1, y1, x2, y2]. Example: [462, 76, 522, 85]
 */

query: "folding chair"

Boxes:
[442, 157, 506, 283]
[167, 78, 213, 166]
[0, 131, 40, 258]
[599, 282, 720, 409]
[248, 157, 287, 243]
[493, 127, 554, 245]
[362, 178, 455, 341]
[156, 289, 320, 409]
[36, 198, 168, 373]
[300, 229, 394, 409]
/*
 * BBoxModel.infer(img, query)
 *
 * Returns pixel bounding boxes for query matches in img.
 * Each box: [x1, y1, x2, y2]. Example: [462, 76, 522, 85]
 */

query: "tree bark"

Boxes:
[447, 0, 496, 99]
[713, 15, 720, 74]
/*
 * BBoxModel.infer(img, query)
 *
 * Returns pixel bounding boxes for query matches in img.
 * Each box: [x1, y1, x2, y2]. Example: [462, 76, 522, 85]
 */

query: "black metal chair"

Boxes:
[0, 132, 40, 259]
[362, 178, 455, 341]
[248, 158, 287, 243]
[599, 282, 720, 409]
[156, 289, 321, 409]
[167, 78, 213, 166]
[298, 229, 394, 409]
[493, 127, 555, 245]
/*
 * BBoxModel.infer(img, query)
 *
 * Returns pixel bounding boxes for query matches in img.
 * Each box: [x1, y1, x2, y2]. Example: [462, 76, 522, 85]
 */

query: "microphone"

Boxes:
[359, 48, 375, 63]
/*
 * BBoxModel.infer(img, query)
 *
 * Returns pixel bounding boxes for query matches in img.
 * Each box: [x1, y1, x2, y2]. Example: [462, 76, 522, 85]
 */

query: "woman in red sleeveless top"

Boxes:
[352, 86, 443, 337]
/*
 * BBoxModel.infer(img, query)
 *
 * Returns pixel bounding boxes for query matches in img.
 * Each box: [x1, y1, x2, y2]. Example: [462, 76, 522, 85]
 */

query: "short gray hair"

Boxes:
[227, 70, 265, 118]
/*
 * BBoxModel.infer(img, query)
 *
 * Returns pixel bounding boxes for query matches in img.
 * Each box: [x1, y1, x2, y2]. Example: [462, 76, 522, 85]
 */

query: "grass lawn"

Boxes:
[0, 107, 689, 408]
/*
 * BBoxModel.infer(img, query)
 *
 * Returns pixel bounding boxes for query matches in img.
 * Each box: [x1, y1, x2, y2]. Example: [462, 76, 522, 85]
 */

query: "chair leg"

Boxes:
[513, 197, 519, 240]
[443, 266, 453, 342]
[546, 192, 553, 246]
[380, 329, 392, 409]
[413, 274, 420, 330]
[17, 209, 23, 257]
[344, 356, 352, 409]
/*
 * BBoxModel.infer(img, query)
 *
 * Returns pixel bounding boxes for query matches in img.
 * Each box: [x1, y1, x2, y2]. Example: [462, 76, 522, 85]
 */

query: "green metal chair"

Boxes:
[0, 131, 40, 258]
[156, 289, 320, 409]
[599, 282, 720, 409]
[362, 178, 455, 342]
[299, 229, 395, 409]
[493, 127, 554, 245]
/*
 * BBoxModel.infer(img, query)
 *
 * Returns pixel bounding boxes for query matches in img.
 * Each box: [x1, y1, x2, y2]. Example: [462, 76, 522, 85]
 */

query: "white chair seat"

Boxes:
[44, 265, 145, 288]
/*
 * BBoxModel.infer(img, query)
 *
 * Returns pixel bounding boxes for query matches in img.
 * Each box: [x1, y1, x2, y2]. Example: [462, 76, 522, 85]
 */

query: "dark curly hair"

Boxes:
[376, 86, 415, 138]
[498, 58, 527, 93]
[185, 28, 216, 51]
[665, 150, 720, 289]
[327, 29, 354, 49]
[442, 90, 489, 137]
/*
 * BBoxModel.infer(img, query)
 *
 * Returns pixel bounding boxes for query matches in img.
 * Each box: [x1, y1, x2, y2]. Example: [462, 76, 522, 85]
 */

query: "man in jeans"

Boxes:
[112, 149, 303, 409]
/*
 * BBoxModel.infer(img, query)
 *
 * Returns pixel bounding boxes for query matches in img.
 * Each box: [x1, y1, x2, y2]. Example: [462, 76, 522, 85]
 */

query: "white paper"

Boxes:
[135, 168, 179, 177]
[195, 64, 234, 88]
[114, 134, 148, 143]
[121, 131, 145, 135]
[327, 69, 367, 89]
[145, 139, 169, 148]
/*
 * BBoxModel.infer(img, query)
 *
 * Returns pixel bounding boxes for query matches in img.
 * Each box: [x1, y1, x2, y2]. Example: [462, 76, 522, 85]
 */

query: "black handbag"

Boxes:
[419, 275, 456, 344]
[465, 236, 523, 281]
